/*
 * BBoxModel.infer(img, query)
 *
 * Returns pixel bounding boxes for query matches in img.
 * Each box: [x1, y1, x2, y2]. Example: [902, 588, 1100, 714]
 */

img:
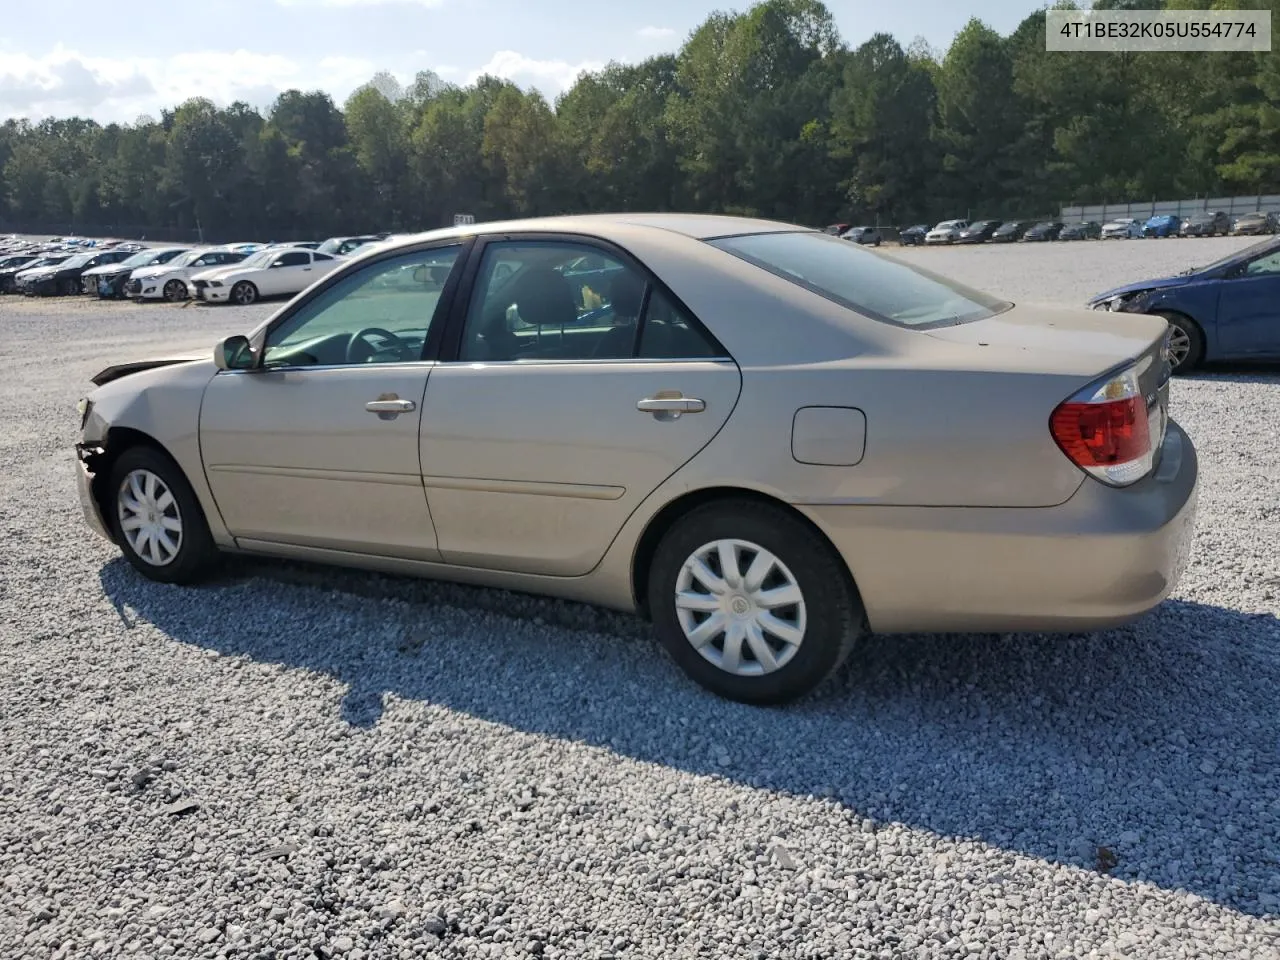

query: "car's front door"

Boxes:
[1216, 249, 1280, 357]
[418, 237, 742, 577]
[258, 249, 313, 296]
[198, 242, 466, 558]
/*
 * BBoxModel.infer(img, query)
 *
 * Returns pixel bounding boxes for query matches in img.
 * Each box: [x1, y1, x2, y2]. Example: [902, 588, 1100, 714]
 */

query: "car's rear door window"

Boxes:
[708, 231, 1011, 329]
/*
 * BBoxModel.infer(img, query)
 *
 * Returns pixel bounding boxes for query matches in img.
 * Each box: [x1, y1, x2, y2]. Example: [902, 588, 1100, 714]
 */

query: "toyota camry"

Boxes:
[73, 214, 1199, 705]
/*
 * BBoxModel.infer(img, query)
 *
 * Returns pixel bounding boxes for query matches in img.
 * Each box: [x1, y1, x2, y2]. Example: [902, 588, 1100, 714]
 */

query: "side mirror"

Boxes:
[214, 334, 255, 371]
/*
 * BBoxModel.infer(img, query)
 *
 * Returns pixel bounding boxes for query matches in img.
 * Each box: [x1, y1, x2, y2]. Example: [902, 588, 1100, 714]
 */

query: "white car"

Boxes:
[1101, 217, 1142, 239]
[188, 247, 346, 305]
[125, 247, 250, 302]
[925, 219, 969, 244]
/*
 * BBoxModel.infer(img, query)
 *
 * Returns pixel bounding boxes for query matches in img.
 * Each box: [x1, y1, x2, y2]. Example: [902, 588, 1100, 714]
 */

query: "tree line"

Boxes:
[1, 0, 1277, 242]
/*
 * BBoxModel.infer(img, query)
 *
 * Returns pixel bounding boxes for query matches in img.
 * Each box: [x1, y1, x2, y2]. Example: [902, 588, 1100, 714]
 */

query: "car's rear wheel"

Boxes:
[647, 500, 864, 704]
[231, 281, 258, 305]
[163, 279, 186, 302]
[1155, 312, 1205, 374]
[109, 446, 219, 585]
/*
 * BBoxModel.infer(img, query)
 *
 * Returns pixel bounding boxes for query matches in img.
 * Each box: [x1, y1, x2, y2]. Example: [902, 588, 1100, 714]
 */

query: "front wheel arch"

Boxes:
[1150, 310, 1206, 373]
[630, 486, 863, 621]
[89, 427, 185, 542]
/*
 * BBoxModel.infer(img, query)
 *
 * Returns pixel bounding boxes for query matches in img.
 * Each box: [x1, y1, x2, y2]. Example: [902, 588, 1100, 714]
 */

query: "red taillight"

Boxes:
[1049, 365, 1156, 486]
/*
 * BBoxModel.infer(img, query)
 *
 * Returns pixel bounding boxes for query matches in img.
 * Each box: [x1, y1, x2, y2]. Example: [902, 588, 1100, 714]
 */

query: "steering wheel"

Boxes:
[346, 327, 410, 364]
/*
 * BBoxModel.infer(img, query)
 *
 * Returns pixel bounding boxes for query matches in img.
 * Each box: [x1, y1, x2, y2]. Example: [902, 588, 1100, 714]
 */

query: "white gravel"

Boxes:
[1, 242, 1278, 960]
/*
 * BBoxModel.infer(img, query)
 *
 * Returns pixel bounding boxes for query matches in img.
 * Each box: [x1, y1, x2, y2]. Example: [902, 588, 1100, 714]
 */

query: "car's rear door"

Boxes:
[418, 235, 742, 577]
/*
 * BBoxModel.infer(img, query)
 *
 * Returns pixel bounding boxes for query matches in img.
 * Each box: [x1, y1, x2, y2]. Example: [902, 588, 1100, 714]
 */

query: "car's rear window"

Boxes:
[707, 231, 1011, 329]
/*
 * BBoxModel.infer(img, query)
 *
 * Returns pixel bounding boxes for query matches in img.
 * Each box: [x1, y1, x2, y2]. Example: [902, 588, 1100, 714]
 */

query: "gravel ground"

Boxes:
[1, 240, 1278, 960]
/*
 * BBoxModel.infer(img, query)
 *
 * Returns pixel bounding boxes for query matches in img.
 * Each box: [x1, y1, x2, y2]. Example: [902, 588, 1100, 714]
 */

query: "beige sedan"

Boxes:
[74, 214, 1199, 704]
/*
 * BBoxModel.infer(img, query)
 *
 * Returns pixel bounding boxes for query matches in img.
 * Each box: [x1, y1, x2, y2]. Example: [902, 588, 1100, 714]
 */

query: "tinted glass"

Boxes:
[638, 289, 723, 359]
[262, 246, 461, 367]
[274, 251, 310, 267]
[709, 231, 1010, 329]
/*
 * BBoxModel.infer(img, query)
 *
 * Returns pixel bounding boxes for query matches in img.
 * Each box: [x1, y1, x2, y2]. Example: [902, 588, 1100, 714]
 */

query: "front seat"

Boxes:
[471, 265, 579, 360]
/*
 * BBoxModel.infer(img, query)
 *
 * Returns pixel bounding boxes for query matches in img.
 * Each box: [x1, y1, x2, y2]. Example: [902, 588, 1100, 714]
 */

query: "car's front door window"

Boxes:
[261, 245, 462, 368]
[273, 251, 310, 269]
[1244, 251, 1280, 276]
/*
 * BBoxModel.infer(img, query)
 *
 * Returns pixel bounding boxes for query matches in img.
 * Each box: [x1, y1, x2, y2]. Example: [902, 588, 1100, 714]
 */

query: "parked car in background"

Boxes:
[0, 254, 40, 290]
[1230, 211, 1279, 236]
[7, 255, 71, 293]
[1179, 211, 1231, 238]
[1101, 218, 1143, 240]
[72, 213, 1196, 706]
[990, 221, 1031, 243]
[1142, 214, 1181, 238]
[1088, 235, 1280, 372]
[897, 224, 929, 246]
[83, 247, 187, 297]
[126, 247, 249, 301]
[188, 247, 346, 305]
[22, 249, 134, 296]
[925, 219, 969, 244]
[955, 220, 1002, 244]
[823, 223, 850, 236]
[1023, 221, 1064, 242]
[316, 235, 384, 257]
[1060, 221, 1102, 241]
[839, 226, 882, 246]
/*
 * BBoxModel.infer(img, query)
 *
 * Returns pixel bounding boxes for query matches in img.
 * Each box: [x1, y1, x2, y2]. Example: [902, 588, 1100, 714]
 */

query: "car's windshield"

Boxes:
[709, 231, 1011, 329]
[166, 249, 209, 268]
[29, 257, 68, 268]
[315, 238, 347, 255]
[118, 249, 169, 268]
[1191, 237, 1280, 274]
[239, 248, 283, 269]
[60, 253, 94, 269]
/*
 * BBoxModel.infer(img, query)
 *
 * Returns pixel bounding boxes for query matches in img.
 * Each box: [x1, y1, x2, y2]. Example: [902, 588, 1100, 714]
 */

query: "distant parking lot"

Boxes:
[0, 236, 1277, 958]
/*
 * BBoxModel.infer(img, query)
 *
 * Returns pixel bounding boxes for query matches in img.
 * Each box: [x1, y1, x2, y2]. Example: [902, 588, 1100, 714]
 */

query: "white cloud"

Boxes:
[467, 50, 605, 96]
[0, 46, 389, 123]
[637, 26, 676, 40]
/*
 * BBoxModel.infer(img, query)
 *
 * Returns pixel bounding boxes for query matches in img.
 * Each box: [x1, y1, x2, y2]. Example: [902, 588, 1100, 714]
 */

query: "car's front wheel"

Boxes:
[163, 279, 186, 302]
[1155, 312, 1205, 374]
[647, 500, 865, 705]
[109, 446, 219, 584]
[231, 281, 258, 305]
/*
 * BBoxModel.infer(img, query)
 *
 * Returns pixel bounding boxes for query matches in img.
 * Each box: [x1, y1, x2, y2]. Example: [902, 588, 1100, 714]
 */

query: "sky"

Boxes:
[0, 0, 1044, 125]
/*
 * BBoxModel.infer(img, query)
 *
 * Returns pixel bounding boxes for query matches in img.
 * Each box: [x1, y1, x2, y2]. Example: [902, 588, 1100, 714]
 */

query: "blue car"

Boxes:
[1087, 236, 1280, 372]
[1142, 214, 1181, 238]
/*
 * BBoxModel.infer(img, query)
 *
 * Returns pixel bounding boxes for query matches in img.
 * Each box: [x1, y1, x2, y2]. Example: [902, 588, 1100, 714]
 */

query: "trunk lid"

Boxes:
[928, 303, 1172, 474]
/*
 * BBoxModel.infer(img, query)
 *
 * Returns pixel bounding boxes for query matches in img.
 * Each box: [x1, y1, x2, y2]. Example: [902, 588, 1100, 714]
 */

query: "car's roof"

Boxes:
[370, 213, 810, 249]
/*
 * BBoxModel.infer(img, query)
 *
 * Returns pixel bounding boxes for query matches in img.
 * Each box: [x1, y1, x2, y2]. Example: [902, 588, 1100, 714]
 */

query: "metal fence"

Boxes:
[1062, 194, 1280, 222]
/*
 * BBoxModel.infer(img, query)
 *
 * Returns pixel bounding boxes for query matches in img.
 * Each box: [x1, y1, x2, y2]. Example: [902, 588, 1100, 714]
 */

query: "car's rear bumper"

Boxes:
[799, 420, 1199, 634]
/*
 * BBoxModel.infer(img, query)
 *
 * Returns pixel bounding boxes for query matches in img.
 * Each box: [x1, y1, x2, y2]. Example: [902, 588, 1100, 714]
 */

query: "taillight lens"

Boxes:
[1049, 365, 1154, 486]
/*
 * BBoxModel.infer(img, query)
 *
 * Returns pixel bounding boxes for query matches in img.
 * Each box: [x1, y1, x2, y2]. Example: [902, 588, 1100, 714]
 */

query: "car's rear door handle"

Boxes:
[366, 398, 415, 415]
[637, 395, 705, 419]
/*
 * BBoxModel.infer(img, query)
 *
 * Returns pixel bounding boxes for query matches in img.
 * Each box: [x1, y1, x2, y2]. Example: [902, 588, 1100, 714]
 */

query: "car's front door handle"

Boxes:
[366, 398, 416, 415]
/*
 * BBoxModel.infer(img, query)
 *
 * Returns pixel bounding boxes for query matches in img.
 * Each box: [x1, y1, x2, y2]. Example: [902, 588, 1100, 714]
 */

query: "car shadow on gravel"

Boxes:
[99, 557, 1280, 918]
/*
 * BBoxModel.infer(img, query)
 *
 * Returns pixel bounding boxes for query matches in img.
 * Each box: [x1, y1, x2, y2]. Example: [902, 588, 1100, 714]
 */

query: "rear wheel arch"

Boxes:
[630, 486, 863, 620]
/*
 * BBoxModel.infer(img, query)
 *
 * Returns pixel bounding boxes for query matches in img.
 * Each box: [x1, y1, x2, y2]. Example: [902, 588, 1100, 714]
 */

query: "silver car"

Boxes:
[74, 214, 1199, 704]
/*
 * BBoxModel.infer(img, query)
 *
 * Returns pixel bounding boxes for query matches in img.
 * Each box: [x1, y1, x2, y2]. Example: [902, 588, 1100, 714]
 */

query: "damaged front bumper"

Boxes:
[74, 441, 114, 543]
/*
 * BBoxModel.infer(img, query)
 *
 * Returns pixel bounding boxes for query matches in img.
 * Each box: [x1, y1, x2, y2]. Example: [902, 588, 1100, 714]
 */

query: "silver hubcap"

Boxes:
[117, 469, 183, 566]
[235, 284, 254, 304]
[674, 539, 807, 677]
[1167, 324, 1191, 366]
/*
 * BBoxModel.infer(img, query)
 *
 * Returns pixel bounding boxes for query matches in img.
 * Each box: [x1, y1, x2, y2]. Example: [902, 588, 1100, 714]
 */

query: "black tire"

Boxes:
[1154, 312, 1205, 374]
[163, 279, 187, 302]
[108, 446, 219, 585]
[231, 281, 258, 305]
[647, 499, 865, 705]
